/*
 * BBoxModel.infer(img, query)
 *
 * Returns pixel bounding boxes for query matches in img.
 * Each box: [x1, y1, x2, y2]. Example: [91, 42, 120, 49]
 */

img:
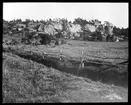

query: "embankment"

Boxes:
[3, 46, 128, 88]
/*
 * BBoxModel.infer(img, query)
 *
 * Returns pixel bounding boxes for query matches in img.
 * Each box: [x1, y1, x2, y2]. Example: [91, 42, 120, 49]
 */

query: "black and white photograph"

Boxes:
[3, 2, 128, 103]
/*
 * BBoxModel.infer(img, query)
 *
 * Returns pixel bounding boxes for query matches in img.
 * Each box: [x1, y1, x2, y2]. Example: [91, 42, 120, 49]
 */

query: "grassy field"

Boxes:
[36, 40, 128, 63]
[2, 40, 128, 103]
[3, 52, 128, 103]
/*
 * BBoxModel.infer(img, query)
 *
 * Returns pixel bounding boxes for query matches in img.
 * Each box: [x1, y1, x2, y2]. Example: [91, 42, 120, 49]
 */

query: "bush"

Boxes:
[55, 40, 60, 45]
[96, 32, 103, 41]
[21, 37, 30, 44]
[40, 34, 53, 45]
[61, 39, 67, 44]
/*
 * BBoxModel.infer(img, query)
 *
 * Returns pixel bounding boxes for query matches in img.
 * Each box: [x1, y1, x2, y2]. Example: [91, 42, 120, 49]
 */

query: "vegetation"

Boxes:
[3, 45, 128, 102]
[3, 52, 80, 103]
[2, 17, 128, 103]
[3, 18, 128, 46]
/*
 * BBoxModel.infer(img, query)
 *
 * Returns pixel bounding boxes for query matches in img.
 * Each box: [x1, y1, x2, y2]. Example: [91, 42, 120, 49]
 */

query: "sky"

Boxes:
[3, 3, 128, 28]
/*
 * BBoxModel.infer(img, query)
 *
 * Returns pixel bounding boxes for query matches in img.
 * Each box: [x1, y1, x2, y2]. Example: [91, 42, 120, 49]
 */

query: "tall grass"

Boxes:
[3, 53, 80, 103]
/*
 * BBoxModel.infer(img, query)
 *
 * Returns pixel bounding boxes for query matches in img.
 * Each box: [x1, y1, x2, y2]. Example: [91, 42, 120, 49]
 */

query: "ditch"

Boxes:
[3, 48, 128, 88]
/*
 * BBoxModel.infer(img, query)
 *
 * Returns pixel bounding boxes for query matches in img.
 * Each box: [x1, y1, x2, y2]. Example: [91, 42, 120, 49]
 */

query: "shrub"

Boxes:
[61, 39, 67, 44]
[55, 40, 60, 45]
[40, 34, 53, 45]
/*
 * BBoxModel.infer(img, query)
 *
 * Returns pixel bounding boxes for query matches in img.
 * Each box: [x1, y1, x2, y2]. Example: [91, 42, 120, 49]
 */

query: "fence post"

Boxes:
[59, 48, 67, 67]
[77, 47, 85, 75]
[59, 49, 62, 61]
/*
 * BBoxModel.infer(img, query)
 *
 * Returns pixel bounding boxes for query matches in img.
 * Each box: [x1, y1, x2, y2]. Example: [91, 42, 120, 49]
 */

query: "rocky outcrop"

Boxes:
[3, 18, 127, 44]
[84, 24, 96, 32]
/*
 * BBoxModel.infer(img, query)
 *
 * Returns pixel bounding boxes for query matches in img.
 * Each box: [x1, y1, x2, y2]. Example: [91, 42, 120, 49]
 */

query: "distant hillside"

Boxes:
[3, 18, 128, 45]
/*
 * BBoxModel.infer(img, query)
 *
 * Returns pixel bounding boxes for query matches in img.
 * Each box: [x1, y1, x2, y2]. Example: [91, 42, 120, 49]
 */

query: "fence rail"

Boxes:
[3, 45, 128, 68]
[43, 52, 128, 63]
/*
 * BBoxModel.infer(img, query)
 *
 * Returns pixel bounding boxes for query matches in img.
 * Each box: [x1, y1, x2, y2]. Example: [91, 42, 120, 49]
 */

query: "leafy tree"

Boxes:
[90, 19, 101, 26]
[15, 19, 22, 24]
[23, 19, 31, 26]
[73, 18, 88, 28]
[113, 26, 122, 37]
[61, 18, 69, 32]
[40, 34, 53, 45]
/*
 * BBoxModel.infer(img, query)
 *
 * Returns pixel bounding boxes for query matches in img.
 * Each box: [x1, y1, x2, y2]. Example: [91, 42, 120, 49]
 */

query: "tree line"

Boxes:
[3, 18, 128, 45]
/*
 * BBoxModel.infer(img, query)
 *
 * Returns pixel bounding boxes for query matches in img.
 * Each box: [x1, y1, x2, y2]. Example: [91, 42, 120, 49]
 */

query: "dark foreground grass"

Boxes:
[3, 52, 81, 103]
[3, 44, 128, 88]
[2, 42, 128, 102]
[2, 52, 128, 102]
